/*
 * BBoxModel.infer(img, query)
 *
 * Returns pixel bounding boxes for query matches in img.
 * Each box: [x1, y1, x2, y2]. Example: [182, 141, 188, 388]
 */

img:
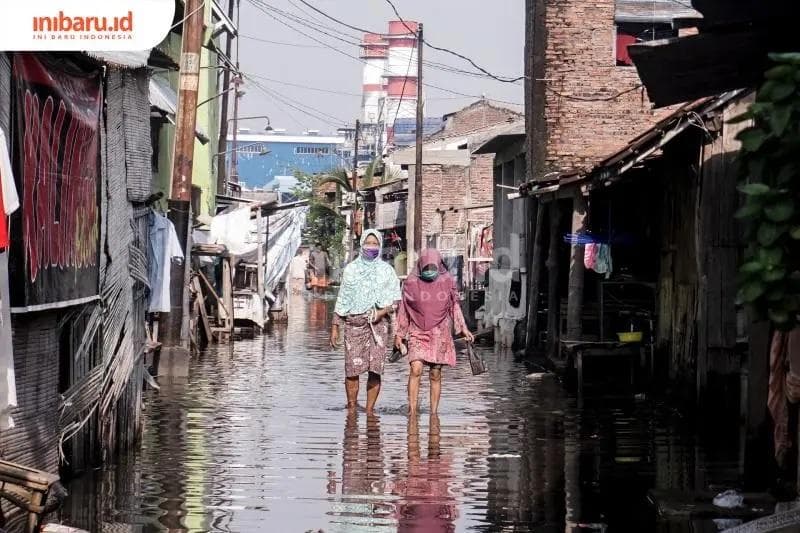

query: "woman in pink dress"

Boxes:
[395, 249, 474, 416]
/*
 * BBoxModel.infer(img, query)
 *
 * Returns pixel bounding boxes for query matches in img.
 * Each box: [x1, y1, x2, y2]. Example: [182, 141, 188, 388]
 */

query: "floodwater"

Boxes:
[60, 293, 751, 532]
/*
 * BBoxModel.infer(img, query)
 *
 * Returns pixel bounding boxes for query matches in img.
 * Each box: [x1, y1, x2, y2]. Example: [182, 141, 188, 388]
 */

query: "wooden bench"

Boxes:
[0, 460, 62, 532]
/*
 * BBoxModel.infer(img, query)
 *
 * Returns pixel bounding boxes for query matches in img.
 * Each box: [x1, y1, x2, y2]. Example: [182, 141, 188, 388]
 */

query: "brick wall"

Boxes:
[534, 0, 674, 176]
[429, 101, 522, 141]
[419, 161, 494, 256]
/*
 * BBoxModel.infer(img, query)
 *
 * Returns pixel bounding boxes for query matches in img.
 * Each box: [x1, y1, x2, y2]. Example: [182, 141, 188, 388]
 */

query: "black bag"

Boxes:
[387, 339, 407, 363]
[467, 343, 487, 375]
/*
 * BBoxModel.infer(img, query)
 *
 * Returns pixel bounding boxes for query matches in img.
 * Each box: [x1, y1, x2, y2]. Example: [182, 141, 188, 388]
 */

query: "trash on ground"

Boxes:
[713, 490, 745, 509]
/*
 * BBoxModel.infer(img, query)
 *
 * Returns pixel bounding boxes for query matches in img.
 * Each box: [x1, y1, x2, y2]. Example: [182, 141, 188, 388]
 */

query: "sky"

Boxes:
[234, 0, 525, 135]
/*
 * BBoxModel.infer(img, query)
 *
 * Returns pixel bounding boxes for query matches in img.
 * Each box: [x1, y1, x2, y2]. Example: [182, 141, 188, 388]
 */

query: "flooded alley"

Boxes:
[58, 295, 747, 533]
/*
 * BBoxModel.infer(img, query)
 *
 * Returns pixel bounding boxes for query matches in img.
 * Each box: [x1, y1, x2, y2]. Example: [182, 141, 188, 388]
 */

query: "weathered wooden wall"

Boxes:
[656, 135, 702, 390]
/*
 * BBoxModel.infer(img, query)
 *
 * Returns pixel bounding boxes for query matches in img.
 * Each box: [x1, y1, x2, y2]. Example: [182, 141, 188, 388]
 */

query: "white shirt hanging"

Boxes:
[148, 211, 184, 313]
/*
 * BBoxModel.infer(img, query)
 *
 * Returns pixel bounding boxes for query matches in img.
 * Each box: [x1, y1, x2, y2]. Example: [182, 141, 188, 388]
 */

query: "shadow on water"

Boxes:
[60, 293, 751, 532]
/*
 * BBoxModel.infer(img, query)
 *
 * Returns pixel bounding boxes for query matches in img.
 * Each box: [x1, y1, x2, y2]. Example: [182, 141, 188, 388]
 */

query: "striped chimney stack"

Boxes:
[359, 20, 421, 146]
[359, 32, 388, 124]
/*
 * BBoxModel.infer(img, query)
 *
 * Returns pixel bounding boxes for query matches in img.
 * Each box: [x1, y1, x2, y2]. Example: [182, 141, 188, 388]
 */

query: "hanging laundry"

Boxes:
[0, 129, 20, 250]
[594, 244, 613, 279]
[148, 211, 184, 313]
[0, 129, 19, 430]
[584, 243, 598, 270]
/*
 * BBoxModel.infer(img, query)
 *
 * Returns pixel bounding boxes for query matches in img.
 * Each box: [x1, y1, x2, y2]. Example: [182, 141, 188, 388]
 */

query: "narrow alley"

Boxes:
[57, 294, 742, 532]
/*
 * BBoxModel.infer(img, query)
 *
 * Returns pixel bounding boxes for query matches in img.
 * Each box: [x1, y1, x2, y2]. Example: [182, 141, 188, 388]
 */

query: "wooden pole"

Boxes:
[215, 0, 236, 196]
[256, 209, 265, 305]
[170, 0, 204, 202]
[546, 201, 561, 359]
[566, 191, 588, 340]
[162, 0, 204, 350]
[526, 200, 545, 352]
[413, 23, 424, 253]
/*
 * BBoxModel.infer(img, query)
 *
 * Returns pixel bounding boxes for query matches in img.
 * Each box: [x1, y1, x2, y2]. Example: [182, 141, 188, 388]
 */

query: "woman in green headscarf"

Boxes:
[330, 229, 401, 413]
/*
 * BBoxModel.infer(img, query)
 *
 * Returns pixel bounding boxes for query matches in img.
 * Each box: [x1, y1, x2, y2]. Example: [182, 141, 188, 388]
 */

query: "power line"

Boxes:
[239, 34, 326, 48]
[546, 84, 643, 102]
[383, 0, 524, 83]
[247, 76, 348, 126]
[243, 73, 361, 97]
[294, 0, 378, 35]
[258, 0, 522, 84]
[244, 0, 523, 108]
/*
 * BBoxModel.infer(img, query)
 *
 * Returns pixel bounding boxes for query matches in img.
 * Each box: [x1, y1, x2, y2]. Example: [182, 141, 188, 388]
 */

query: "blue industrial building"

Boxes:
[227, 130, 347, 190]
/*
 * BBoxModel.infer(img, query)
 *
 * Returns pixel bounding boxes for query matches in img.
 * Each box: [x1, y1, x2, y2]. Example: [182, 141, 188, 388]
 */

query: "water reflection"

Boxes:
[59, 293, 749, 533]
[396, 415, 457, 532]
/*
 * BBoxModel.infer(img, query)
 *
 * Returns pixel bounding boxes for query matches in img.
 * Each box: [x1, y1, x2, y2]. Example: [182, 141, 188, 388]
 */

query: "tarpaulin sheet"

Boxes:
[203, 206, 307, 293]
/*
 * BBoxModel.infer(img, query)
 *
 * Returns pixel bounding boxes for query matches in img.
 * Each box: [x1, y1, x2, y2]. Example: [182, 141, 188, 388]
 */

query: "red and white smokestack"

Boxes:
[360, 32, 388, 124]
[384, 20, 419, 128]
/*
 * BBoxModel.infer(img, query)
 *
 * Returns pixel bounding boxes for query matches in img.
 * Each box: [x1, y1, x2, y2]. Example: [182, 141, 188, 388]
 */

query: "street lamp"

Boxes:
[228, 114, 273, 196]
[229, 115, 273, 132]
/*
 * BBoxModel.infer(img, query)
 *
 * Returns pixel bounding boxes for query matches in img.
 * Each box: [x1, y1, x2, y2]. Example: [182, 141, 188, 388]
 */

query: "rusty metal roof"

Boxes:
[518, 90, 744, 197]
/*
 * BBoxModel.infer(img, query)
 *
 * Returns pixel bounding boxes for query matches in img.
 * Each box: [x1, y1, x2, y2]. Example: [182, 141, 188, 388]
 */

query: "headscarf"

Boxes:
[334, 229, 401, 316]
[401, 248, 458, 331]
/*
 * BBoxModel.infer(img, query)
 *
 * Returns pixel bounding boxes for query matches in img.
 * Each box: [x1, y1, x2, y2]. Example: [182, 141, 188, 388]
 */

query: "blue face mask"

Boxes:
[420, 269, 439, 282]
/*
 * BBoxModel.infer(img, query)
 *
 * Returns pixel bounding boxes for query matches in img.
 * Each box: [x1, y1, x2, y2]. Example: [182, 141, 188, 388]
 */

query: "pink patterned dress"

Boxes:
[396, 298, 467, 367]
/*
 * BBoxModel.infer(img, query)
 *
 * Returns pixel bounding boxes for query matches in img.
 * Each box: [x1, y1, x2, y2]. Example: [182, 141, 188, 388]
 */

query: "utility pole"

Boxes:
[349, 120, 360, 260]
[216, 0, 237, 196]
[413, 23, 424, 253]
[162, 0, 205, 351]
[228, 79, 242, 188]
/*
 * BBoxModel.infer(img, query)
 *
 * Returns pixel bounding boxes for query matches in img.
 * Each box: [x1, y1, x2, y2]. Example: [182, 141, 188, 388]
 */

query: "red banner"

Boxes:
[9, 53, 101, 311]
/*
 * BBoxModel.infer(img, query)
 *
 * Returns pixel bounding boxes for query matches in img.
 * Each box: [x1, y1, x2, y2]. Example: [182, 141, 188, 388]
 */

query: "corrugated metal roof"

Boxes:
[389, 148, 471, 166]
[615, 0, 701, 23]
[472, 122, 526, 154]
[149, 76, 176, 115]
[518, 91, 743, 196]
[84, 51, 151, 69]
[149, 76, 209, 142]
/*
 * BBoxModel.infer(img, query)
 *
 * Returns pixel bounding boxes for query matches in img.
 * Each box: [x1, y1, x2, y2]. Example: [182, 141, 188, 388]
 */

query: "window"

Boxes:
[615, 22, 677, 66]
[295, 146, 330, 155]
[240, 142, 265, 154]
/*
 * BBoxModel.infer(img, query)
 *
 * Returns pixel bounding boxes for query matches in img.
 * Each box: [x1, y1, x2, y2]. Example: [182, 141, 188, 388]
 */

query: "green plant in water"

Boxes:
[292, 171, 347, 259]
[734, 53, 800, 330]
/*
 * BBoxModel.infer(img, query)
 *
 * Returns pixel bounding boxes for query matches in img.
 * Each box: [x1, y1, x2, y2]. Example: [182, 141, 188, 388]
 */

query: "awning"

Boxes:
[149, 76, 209, 144]
[472, 122, 525, 155]
[614, 0, 700, 24]
[629, 0, 798, 108]
[518, 91, 744, 197]
[83, 51, 151, 69]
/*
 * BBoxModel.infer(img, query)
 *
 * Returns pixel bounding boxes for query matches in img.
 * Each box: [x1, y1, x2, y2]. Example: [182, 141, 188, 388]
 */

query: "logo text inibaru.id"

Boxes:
[32, 11, 134, 33]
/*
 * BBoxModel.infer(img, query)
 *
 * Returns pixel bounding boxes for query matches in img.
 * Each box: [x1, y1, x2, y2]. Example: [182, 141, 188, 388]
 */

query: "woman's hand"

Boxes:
[462, 329, 475, 343]
[372, 307, 390, 323]
[394, 335, 404, 350]
[330, 324, 341, 349]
